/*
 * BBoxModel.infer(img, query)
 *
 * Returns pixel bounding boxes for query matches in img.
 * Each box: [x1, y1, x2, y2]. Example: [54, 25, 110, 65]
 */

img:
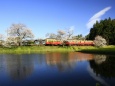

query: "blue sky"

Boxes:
[0, 0, 115, 39]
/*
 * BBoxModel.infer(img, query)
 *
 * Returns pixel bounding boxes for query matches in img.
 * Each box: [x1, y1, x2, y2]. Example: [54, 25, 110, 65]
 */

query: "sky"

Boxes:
[0, 0, 115, 39]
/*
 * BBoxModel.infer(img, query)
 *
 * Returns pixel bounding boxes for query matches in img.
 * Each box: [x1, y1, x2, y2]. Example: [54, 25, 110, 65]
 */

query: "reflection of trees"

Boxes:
[0, 55, 6, 72]
[89, 55, 115, 78]
[94, 55, 107, 65]
[87, 66, 110, 86]
[46, 52, 93, 72]
[5, 54, 34, 80]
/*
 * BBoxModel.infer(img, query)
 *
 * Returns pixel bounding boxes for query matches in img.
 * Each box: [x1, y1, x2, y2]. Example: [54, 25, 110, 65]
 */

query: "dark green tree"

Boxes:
[73, 34, 85, 40]
[88, 17, 115, 45]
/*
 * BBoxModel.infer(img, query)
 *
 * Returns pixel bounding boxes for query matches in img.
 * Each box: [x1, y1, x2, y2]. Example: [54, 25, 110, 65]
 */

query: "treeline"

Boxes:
[87, 17, 115, 45]
[0, 17, 115, 47]
[0, 23, 86, 47]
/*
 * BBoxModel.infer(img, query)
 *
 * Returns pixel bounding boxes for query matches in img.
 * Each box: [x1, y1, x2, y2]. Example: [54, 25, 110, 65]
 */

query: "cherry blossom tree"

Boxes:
[0, 34, 5, 46]
[57, 30, 66, 41]
[3, 36, 18, 47]
[46, 33, 57, 39]
[94, 35, 107, 47]
[7, 23, 34, 46]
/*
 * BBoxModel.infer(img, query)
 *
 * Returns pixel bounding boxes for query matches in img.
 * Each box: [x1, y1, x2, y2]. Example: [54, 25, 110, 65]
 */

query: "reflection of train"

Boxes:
[45, 38, 94, 46]
[46, 52, 94, 71]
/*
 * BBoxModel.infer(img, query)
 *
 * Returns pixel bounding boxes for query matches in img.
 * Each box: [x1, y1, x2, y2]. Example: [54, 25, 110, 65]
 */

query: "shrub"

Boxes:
[94, 35, 107, 47]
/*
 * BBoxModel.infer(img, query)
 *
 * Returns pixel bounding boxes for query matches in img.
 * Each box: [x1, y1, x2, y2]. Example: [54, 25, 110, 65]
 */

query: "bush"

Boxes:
[94, 35, 107, 47]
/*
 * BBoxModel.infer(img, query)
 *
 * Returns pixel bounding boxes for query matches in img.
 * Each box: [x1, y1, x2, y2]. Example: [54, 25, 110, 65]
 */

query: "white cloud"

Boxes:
[87, 18, 100, 29]
[86, 6, 111, 29]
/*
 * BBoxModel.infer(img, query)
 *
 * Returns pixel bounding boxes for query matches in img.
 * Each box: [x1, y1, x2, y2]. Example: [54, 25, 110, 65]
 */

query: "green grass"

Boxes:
[0, 46, 76, 54]
[0, 45, 115, 54]
[79, 45, 115, 55]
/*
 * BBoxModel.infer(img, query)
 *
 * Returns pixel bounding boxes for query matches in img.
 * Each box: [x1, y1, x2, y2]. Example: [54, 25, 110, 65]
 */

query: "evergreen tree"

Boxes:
[88, 17, 115, 45]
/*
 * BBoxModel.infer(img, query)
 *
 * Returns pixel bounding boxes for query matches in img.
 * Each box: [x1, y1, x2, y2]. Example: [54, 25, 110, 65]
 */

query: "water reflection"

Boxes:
[88, 54, 115, 86]
[1, 54, 34, 80]
[93, 55, 107, 65]
[87, 65, 110, 86]
[46, 52, 93, 71]
[89, 55, 115, 78]
[0, 55, 6, 72]
[0, 53, 115, 86]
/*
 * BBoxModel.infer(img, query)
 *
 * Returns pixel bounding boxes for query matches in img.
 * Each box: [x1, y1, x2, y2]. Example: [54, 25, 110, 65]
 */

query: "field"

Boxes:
[0, 45, 115, 54]
[0, 46, 75, 54]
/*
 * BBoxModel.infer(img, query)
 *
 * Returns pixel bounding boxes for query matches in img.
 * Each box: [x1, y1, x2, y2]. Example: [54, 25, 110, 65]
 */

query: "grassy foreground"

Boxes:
[0, 46, 94, 54]
[80, 45, 115, 55]
[0, 45, 115, 54]
[0, 46, 73, 54]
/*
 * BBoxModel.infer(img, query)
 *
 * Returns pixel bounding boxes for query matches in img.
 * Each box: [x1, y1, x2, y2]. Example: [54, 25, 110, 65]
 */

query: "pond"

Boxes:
[0, 52, 115, 86]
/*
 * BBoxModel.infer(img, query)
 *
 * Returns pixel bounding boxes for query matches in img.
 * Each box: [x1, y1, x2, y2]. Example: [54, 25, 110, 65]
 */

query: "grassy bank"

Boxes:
[80, 45, 115, 55]
[0, 45, 115, 54]
[0, 46, 77, 54]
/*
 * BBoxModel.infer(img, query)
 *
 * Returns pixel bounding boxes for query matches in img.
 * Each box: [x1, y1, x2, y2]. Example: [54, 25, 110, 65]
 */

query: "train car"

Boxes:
[84, 40, 94, 46]
[44, 38, 94, 46]
[64, 39, 77, 46]
[45, 38, 62, 46]
[76, 40, 94, 46]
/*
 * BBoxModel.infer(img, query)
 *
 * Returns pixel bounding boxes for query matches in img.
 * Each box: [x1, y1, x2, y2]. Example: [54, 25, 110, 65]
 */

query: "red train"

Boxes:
[45, 38, 94, 46]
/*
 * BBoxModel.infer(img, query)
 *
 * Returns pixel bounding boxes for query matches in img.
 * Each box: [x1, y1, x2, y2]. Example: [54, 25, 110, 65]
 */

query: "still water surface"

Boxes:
[0, 52, 115, 86]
